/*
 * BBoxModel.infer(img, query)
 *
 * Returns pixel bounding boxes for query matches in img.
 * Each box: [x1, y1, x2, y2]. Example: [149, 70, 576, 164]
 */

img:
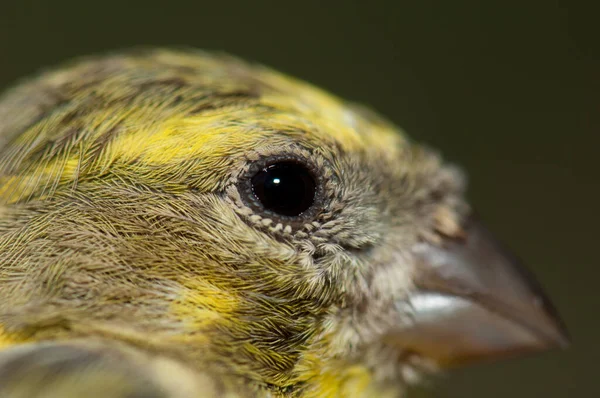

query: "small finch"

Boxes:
[0, 49, 568, 397]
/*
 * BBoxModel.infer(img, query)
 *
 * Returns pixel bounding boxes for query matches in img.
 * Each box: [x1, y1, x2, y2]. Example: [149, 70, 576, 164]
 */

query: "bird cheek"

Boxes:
[169, 278, 240, 332]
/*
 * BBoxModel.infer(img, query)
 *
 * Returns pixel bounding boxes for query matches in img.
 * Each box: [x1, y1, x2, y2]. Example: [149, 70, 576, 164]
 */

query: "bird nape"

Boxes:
[0, 49, 569, 398]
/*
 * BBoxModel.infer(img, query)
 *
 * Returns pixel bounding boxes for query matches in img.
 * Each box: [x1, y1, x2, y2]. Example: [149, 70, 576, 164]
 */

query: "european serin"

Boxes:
[0, 49, 568, 398]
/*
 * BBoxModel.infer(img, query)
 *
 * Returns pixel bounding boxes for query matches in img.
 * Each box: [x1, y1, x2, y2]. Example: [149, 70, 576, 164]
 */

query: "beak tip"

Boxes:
[530, 290, 571, 350]
[548, 321, 571, 350]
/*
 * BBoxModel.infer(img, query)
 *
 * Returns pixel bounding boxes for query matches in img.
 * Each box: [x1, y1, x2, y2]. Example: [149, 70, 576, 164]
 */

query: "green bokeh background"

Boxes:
[1, 1, 597, 396]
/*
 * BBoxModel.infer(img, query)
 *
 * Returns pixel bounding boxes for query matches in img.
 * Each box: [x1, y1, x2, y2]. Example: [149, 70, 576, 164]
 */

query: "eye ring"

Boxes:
[237, 154, 325, 225]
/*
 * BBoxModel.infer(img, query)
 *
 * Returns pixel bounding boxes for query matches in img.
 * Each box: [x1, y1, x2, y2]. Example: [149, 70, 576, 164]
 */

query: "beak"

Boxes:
[386, 217, 570, 367]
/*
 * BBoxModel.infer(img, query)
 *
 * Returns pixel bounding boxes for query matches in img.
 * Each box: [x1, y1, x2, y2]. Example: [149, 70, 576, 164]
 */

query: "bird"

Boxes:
[0, 48, 569, 398]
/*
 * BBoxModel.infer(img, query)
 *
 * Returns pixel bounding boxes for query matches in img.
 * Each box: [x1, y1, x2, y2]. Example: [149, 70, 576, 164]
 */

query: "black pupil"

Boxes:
[251, 162, 316, 217]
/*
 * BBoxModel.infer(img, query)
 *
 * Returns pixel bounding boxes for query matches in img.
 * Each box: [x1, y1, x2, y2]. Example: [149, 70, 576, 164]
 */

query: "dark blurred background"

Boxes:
[1, 1, 597, 396]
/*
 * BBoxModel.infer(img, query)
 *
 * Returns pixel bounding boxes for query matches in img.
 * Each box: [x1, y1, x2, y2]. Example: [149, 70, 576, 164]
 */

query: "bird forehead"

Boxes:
[0, 50, 408, 203]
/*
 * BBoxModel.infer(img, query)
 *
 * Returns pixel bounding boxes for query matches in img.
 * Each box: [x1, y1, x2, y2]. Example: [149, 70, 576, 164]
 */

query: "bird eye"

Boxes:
[250, 161, 316, 217]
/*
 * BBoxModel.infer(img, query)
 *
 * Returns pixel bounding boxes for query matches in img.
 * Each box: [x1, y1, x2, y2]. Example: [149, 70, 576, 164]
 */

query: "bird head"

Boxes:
[0, 49, 568, 397]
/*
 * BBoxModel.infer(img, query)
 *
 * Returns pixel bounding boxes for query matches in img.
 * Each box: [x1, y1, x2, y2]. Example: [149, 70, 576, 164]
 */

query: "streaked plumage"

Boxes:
[0, 49, 568, 397]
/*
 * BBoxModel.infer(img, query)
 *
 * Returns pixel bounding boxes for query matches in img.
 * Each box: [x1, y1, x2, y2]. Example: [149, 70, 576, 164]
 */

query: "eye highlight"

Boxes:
[251, 161, 316, 217]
